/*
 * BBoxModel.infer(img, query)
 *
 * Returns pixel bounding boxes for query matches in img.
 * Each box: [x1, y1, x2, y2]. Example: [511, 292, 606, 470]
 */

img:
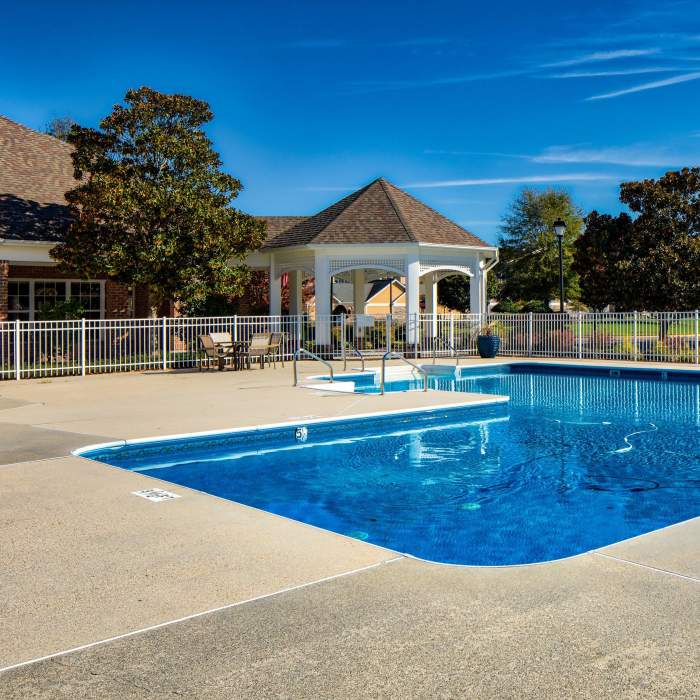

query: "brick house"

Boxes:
[0, 115, 150, 322]
[1, 115, 498, 330]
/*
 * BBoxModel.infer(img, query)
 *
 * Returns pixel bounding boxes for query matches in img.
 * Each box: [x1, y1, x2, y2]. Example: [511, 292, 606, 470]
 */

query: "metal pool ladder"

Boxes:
[431, 336, 461, 365]
[381, 352, 428, 395]
[343, 341, 366, 372]
[293, 348, 335, 387]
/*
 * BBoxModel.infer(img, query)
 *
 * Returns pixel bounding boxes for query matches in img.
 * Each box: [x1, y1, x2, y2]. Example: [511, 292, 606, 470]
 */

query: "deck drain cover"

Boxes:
[132, 488, 181, 502]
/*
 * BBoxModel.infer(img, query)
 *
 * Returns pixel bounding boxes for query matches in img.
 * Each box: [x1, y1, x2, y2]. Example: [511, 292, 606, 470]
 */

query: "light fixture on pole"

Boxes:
[553, 219, 567, 314]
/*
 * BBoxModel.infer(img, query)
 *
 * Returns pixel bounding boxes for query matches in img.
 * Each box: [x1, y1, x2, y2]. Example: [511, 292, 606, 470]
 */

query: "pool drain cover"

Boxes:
[132, 488, 181, 502]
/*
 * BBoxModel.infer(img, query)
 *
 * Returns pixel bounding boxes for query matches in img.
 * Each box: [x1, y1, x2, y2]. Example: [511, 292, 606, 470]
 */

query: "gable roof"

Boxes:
[260, 178, 489, 249]
[0, 115, 76, 242]
[365, 277, 405, 302]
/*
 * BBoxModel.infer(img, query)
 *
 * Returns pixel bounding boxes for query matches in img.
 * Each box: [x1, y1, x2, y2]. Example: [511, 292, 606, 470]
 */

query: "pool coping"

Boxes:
[71, 394, 509, 455]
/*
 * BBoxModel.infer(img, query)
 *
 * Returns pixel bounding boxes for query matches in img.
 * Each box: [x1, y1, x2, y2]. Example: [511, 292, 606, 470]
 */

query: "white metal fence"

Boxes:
[1, 311, 699, 380]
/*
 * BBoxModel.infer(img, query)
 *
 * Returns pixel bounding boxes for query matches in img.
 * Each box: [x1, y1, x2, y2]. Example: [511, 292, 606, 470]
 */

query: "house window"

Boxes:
[34, 281, 66, 317]
[7, 281, 30, 321]
[69, 282, 102, 319]
[7, 279, 105, 321]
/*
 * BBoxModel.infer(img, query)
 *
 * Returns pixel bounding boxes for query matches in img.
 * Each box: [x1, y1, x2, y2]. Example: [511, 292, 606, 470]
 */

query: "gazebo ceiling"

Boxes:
[259, 178, 489, 250]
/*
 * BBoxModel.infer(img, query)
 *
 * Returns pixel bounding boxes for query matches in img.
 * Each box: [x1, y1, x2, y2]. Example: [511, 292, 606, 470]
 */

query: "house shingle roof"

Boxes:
[0, 115, 76, 241]
[0, 117, 490, 252]
[260, 178, 490, 249]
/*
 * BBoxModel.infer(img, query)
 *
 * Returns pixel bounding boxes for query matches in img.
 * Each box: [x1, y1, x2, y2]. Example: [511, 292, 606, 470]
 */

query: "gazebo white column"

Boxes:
[469, 263, 484, 315]
[269, 254, 281, 317]
[424, 272, 438, 337]
[405, 253, 420, 343]
[288, 270, 303, 316]
[352, 268, 365, 315]
[314, 253, 331, 345]
[351, 268, 365, 339]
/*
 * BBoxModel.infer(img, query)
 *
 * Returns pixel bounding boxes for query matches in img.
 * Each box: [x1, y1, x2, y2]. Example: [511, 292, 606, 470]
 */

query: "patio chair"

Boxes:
[198, 333, 236, 371]
[267, 332, 286, 368]
[243, 332, 272, 369]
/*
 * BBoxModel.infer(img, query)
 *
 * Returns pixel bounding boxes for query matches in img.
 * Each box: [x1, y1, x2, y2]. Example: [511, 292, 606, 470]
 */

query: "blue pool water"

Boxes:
[81, 364, 700, 565]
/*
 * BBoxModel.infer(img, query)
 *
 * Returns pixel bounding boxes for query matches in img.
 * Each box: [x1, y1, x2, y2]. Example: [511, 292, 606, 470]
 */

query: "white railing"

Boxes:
[2, 311, 699, 380]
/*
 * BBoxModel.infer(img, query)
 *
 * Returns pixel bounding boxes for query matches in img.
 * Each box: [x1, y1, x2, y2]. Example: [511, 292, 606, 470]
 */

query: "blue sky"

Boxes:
[2, 0, 700, 244]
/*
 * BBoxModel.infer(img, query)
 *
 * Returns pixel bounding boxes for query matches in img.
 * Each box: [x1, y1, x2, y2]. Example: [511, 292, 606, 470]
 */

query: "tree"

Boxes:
[574, 211, 636, 310]
[51, 87, 266, 311]
[437, 274, 470, 311]
[45, 116, 77, 142]
[437, 265, 503, 312]
[575, 168, 700, 311]
[618, 168, 700, 311]
[495, 189, 583, 309]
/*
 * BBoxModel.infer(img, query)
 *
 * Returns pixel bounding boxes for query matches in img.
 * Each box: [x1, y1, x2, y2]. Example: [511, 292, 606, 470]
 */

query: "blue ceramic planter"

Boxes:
[477, 335, 500, 358]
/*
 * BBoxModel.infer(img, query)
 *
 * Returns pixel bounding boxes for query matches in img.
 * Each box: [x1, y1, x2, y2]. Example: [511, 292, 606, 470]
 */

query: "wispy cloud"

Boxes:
[586, 70, 700, 100]
[425, 143, 697, 167]
[287, 37, 454, 50]
[545, 66, 684, 79]
[542, 48, 661, 68]
[287, 39, 347, 49]
[532, 145, 688, 167]
[549, 32, 700, 49]
[387, 38, 452, 47]
[424, 149, 529, 159]
[458, 220, 501, 226]
[401, 174, 619, 188]
[607, 1, 698, 30]
[346, 68, 530, 92]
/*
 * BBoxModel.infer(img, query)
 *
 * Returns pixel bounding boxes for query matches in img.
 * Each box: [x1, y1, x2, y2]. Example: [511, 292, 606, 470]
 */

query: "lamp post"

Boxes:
[553, 219, 567, 314]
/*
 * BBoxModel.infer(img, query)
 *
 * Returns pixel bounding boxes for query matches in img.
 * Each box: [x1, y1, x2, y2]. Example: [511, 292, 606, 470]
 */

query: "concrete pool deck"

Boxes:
[0, 360, 699, 697]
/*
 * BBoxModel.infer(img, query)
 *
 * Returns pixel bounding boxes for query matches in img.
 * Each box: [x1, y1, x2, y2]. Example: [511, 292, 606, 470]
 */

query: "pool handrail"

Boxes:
[432, 336, 460, 365]
[381, 352, 428, 395]
[343, 342, 366, 372]
[293, 348, 334, 386]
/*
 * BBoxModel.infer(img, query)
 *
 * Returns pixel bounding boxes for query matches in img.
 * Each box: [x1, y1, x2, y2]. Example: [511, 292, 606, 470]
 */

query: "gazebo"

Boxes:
[245, 178, 498, 344]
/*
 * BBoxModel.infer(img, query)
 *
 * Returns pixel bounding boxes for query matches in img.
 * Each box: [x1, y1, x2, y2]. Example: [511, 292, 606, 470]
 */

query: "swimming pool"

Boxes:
[78, 364, 700, 566]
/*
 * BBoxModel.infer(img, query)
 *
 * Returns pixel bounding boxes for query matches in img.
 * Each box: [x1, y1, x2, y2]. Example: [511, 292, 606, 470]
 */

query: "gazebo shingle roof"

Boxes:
[260, 178, 489, 249]
[0, 115, 76, 241]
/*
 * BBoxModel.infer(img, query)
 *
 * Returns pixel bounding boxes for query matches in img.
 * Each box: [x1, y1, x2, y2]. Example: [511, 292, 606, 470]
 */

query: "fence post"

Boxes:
[386, 314, 392, 355]
[14, 319, 20, 381]
[340, 314, 346, 364]
[232, 315, 238, 343]
[161, 316, 168, 370]
[413, 313, 419, 359]
[695, 310, 699, 366]
[449, 315, 455, 353]
[577, 312, 583, 359]
[81, 318, 86, 376]
[527, 313, 533, 357]
[634, 311, 639, 362]
[296, 315, 302, 356]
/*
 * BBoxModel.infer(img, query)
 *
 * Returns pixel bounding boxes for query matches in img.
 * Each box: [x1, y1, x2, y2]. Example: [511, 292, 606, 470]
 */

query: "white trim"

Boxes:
[0, 238, 57, 246]
[418, 242, 498, 252]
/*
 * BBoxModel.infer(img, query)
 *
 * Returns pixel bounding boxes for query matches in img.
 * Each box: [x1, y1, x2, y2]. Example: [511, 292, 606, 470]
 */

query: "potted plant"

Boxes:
[476, 322, 501, 358]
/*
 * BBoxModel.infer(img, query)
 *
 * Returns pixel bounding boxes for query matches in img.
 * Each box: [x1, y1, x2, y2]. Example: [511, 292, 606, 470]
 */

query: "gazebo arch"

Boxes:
[244, 178, 498, 344]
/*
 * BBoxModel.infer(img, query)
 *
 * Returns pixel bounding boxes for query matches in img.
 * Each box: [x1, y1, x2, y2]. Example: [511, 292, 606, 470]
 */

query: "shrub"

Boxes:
[521, 300, 550, 313]
[491, 298, 522, 313]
